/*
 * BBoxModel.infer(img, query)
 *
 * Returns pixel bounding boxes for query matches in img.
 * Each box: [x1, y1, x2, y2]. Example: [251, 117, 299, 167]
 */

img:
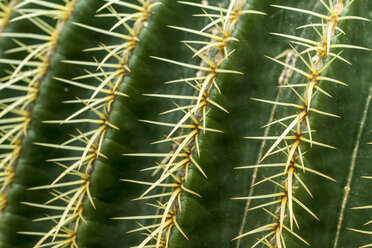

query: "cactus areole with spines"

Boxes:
[0, 0, 370, 247]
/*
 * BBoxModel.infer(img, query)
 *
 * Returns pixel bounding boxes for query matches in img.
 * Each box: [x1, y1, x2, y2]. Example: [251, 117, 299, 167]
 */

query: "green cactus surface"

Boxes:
[0, 0, 371, 247]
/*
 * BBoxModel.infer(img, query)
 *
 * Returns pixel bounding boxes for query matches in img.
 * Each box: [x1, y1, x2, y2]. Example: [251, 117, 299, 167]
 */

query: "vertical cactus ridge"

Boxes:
[0, 0, 77, 232]
[234, 0, 370, 247]
[116, 1, 265, 247]
[0, 0, 370, 247]
[284, 0, 372, 246]
[12, 0, 211, 247]
[0, 0, 112, 247]
[289, 1, 371, 247]
[19, 1, 164, 247]
[166, 0, 311, 246]
[66, 1, 214, 247]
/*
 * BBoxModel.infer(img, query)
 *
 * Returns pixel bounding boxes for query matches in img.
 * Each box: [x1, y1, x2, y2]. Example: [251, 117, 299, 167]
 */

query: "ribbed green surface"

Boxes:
[286, 1, 372, 247]
[74, 0, 207, 247]
[169, 0, 323, 247]
[0, 0, 113, 247]
[0, 0, 370, 247]
[233, 0, 372, 247]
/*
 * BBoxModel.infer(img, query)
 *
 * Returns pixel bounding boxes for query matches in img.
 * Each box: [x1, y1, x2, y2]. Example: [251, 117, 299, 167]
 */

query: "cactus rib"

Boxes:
[234, 0, 370, 247]
[118, 1, 265, 247]
[0, 0, 77, 225]
[20, 1, 161, 247]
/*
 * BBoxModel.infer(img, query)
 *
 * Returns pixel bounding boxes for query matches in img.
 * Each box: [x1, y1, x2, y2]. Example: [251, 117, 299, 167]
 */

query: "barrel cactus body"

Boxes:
[0, 0, 371, 247]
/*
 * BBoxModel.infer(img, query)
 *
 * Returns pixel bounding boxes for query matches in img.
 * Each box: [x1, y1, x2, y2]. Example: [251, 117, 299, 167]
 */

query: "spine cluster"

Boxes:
[119, 1, 264, 247]
[0, 0, 369, 247]
[20, 1, 159, 247]
[234, 0, 369, 247]
[0, 0, 18, 32]
[0, 0, 75, 220]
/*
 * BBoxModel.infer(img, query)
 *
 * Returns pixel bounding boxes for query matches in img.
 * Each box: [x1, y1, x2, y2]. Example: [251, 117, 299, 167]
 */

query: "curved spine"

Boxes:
[234, 0, 370, 247]
[0, 0, 76, 221]
[117, 1, 265, 247]
[0, 0, 18, 32]
[20, 1, 161, 247]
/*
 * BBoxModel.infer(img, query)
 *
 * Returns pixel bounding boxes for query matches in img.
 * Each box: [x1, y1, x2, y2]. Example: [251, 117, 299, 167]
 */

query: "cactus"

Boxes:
[0, 0, 371, 247]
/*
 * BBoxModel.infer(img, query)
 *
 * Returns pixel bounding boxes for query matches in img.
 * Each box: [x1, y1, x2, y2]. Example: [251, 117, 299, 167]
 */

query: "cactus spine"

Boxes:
[0, 0, 370, 247]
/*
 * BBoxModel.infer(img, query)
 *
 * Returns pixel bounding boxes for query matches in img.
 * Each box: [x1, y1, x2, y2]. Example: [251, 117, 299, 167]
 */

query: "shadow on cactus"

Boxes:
[0, 0, 371, 248]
